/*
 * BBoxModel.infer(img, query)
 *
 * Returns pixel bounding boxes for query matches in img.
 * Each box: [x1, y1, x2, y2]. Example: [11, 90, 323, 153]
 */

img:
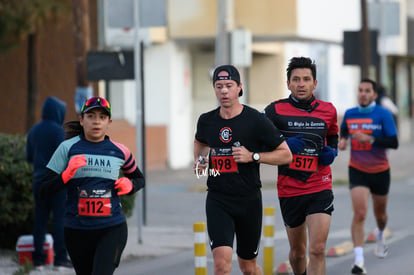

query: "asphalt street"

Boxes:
[115, 171, 414, 275]
[114, 142, 414, 275]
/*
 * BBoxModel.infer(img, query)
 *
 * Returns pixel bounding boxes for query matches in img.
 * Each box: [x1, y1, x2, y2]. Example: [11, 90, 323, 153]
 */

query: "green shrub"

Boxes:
[0, 133, 34, 249]
[120, 193, 136, 217]
[119, 171, 136, 218]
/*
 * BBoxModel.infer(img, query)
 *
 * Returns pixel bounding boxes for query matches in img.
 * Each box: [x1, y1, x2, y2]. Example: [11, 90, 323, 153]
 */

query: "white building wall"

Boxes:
[145, 42, 193, 169]
[109, 80, 136, 125]
[297, 0, 361, 41]
[327, 46, 359, 116]
[167, 43, 193, 169]
[145, 44, 171, 126]
[109, 81, 130, 122]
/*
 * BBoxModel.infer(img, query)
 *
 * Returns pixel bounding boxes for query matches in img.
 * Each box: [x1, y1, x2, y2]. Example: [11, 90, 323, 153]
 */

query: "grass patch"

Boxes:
[13, 262, 33, 275]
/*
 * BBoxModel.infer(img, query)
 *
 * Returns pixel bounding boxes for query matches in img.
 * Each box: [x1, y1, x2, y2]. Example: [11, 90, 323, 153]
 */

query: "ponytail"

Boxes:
[64, 121, 83, 139]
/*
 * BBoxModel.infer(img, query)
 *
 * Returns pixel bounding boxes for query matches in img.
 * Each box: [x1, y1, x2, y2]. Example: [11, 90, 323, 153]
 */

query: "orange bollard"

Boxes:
[193, 222, 207, 275]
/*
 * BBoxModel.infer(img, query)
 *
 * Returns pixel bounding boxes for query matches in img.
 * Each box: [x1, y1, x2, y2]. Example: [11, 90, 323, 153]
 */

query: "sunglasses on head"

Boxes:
[81, 97, 111, 115]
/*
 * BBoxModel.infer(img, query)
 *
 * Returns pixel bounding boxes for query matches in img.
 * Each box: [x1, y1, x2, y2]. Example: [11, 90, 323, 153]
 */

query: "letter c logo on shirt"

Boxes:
[219, 127, 232, 143]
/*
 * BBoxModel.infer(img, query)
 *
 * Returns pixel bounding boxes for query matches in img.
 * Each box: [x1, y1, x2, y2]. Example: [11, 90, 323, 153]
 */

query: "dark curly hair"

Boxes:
[360, 78, 377, 93]
[286, 57, 317, 81]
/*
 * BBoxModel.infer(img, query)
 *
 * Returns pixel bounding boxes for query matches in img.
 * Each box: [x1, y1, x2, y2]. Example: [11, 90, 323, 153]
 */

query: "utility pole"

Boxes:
[215, 0, 234, 66]
[133, 0, 144, 244]
[26, 34, 38, 132]
[360, 0, 371, 79]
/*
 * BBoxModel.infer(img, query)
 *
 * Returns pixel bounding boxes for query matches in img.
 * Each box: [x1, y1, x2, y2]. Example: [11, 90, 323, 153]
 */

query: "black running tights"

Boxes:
[64, 222, 127, 275]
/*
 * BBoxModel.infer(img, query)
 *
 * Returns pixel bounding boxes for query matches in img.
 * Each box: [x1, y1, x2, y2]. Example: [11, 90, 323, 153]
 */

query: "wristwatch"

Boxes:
[252, 152, 260, 162]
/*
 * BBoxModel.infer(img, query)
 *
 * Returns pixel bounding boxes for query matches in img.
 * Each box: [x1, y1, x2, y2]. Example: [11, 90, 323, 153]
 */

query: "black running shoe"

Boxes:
[351, 264, 367, 274]
[54, 259, 73, 271]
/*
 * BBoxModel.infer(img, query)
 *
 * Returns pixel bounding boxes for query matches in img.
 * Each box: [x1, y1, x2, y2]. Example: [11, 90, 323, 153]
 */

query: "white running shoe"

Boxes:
[374, 228, 389, 258]
[351, 264, 367, 274]
[33, 265, 44, 271]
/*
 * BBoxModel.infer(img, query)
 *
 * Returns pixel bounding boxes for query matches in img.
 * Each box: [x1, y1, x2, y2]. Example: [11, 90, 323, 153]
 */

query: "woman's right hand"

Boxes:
[61, 155, 87, 183]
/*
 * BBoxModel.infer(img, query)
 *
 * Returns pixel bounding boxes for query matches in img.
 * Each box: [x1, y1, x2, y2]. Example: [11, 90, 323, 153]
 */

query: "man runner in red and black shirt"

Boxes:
[194, 65, 292, 275]
[264, 57, 339, 275]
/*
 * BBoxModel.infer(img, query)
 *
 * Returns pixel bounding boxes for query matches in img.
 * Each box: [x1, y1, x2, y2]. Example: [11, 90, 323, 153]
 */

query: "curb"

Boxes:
[275, 260, 292, 274]
[276, 228, 393, 271]
[326, 228, 392, 257]
[365, 228, 391, 243]
[326, 241, 353, 257]
[275, 258, 308, 274]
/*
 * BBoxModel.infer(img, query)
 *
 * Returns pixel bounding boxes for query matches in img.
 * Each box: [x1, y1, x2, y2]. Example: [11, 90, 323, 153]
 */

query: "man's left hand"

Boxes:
[319, 146, 338, 166]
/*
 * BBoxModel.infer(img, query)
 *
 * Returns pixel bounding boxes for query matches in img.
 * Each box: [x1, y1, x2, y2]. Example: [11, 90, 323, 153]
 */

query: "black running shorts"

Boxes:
[348, 166, 390, 195]
[206, 191, 262, 260]
[279, 189, 334, 228]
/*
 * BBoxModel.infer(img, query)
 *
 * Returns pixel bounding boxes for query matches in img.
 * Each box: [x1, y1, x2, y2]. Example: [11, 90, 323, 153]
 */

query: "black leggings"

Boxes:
[64, 222, 128, 275]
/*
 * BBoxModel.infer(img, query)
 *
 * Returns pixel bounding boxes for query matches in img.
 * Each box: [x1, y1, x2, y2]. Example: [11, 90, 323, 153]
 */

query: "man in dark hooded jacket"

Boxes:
[26, 96, 72, 270]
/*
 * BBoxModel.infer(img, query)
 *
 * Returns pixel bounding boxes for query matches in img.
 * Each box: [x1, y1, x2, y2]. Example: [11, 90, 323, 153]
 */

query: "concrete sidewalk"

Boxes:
[1, 141, 412, 274]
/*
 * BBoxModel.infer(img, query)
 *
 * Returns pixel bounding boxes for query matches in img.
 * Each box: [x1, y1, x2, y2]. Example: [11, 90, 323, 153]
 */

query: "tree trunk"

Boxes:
[26, 33, 38, 132]
[72, 0, 90, 87]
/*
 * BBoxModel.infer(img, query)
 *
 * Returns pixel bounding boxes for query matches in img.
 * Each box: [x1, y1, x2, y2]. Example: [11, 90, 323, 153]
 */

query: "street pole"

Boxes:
[215, 0, 233, 66]
[360, 0, 371, 79]
[133, 0, 144, 244]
